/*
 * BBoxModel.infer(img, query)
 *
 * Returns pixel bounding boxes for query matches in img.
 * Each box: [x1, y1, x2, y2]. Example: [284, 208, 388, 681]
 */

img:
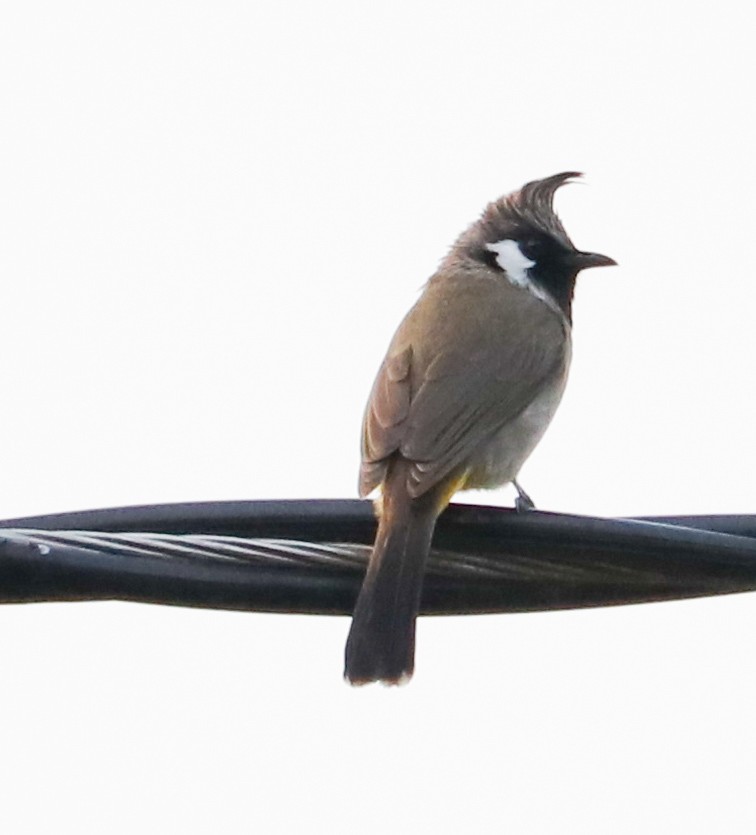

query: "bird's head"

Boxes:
[449, 172, 616, 319]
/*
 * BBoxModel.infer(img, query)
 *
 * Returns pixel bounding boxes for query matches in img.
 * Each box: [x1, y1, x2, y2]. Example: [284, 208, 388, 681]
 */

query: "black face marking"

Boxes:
[519, 234, 578, 319]
[517, 236, 547, 262]
[476, 231, 579, 320]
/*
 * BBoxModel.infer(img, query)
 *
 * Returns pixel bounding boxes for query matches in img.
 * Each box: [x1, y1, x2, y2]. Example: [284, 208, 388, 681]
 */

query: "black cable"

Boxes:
[2, 500, 756, 616]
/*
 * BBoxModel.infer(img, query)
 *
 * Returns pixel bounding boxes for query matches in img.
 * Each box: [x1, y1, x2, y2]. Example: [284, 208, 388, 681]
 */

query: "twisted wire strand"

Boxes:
[2, 500, 756, 615]
[0, 529, 629, 581]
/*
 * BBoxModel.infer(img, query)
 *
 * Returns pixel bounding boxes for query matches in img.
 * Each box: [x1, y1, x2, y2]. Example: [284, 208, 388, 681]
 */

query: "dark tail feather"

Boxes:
[345, 473, 439, 686]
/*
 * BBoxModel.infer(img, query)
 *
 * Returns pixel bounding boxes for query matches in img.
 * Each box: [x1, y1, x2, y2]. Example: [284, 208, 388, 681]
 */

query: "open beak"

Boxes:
[569, 251, 617, 271]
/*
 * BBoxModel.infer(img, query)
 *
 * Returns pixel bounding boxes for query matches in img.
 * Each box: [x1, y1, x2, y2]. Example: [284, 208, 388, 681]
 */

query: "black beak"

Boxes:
[568, 251, 617, 271]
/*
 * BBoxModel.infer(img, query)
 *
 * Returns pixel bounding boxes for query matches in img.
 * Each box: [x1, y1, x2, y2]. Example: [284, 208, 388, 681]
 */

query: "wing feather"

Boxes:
[359, 273, 569, 498]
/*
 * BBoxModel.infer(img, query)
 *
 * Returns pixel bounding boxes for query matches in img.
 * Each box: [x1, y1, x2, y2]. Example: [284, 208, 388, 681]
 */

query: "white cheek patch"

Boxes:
[485, 239, 534, 287]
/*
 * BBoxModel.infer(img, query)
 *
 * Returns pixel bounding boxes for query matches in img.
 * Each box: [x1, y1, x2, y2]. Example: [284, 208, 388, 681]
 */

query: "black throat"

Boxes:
[474, 246, 577, 322]
[528, 266, 577, 322]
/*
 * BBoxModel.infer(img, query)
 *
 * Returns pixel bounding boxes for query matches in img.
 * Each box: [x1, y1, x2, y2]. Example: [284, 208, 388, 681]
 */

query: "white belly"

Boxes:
[465, 373, 568, 490]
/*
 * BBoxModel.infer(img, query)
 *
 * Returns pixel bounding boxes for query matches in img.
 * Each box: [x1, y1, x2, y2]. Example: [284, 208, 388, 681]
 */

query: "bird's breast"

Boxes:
[464, 367, 569, 491]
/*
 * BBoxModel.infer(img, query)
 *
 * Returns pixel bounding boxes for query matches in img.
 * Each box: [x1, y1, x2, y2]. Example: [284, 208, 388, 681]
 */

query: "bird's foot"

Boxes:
[513, 480, 536, 513]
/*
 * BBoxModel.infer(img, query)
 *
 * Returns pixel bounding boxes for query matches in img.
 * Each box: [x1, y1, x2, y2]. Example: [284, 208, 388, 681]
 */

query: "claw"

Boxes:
[513, 480, 535, 513]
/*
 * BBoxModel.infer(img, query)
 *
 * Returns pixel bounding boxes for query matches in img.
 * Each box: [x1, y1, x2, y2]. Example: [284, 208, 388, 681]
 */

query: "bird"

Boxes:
[344, 172, 616, 686]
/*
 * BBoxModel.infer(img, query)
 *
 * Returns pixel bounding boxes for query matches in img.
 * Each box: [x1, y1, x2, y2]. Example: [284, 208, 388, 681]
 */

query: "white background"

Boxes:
[2, 1, 756, 832]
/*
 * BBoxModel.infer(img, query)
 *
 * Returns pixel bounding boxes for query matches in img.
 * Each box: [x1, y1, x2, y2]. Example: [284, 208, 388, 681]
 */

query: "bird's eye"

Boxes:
[519, 237, 544, 261]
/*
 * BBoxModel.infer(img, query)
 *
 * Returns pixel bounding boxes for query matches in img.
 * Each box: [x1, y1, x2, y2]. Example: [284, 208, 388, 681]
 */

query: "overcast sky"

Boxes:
[2, 2, 756, 832]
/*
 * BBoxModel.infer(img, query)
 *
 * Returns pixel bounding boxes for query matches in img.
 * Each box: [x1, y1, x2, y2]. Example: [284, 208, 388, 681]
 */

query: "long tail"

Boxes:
[344, 463, 441, 685]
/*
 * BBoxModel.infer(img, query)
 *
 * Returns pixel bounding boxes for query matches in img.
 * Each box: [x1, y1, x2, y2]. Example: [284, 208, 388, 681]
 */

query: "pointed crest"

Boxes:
[507, 171, 582, 245]
[449, 172, 582, 263]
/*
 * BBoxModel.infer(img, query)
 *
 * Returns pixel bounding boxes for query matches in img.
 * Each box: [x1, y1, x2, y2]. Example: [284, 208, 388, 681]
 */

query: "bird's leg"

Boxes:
[513, 480, 535, 513]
